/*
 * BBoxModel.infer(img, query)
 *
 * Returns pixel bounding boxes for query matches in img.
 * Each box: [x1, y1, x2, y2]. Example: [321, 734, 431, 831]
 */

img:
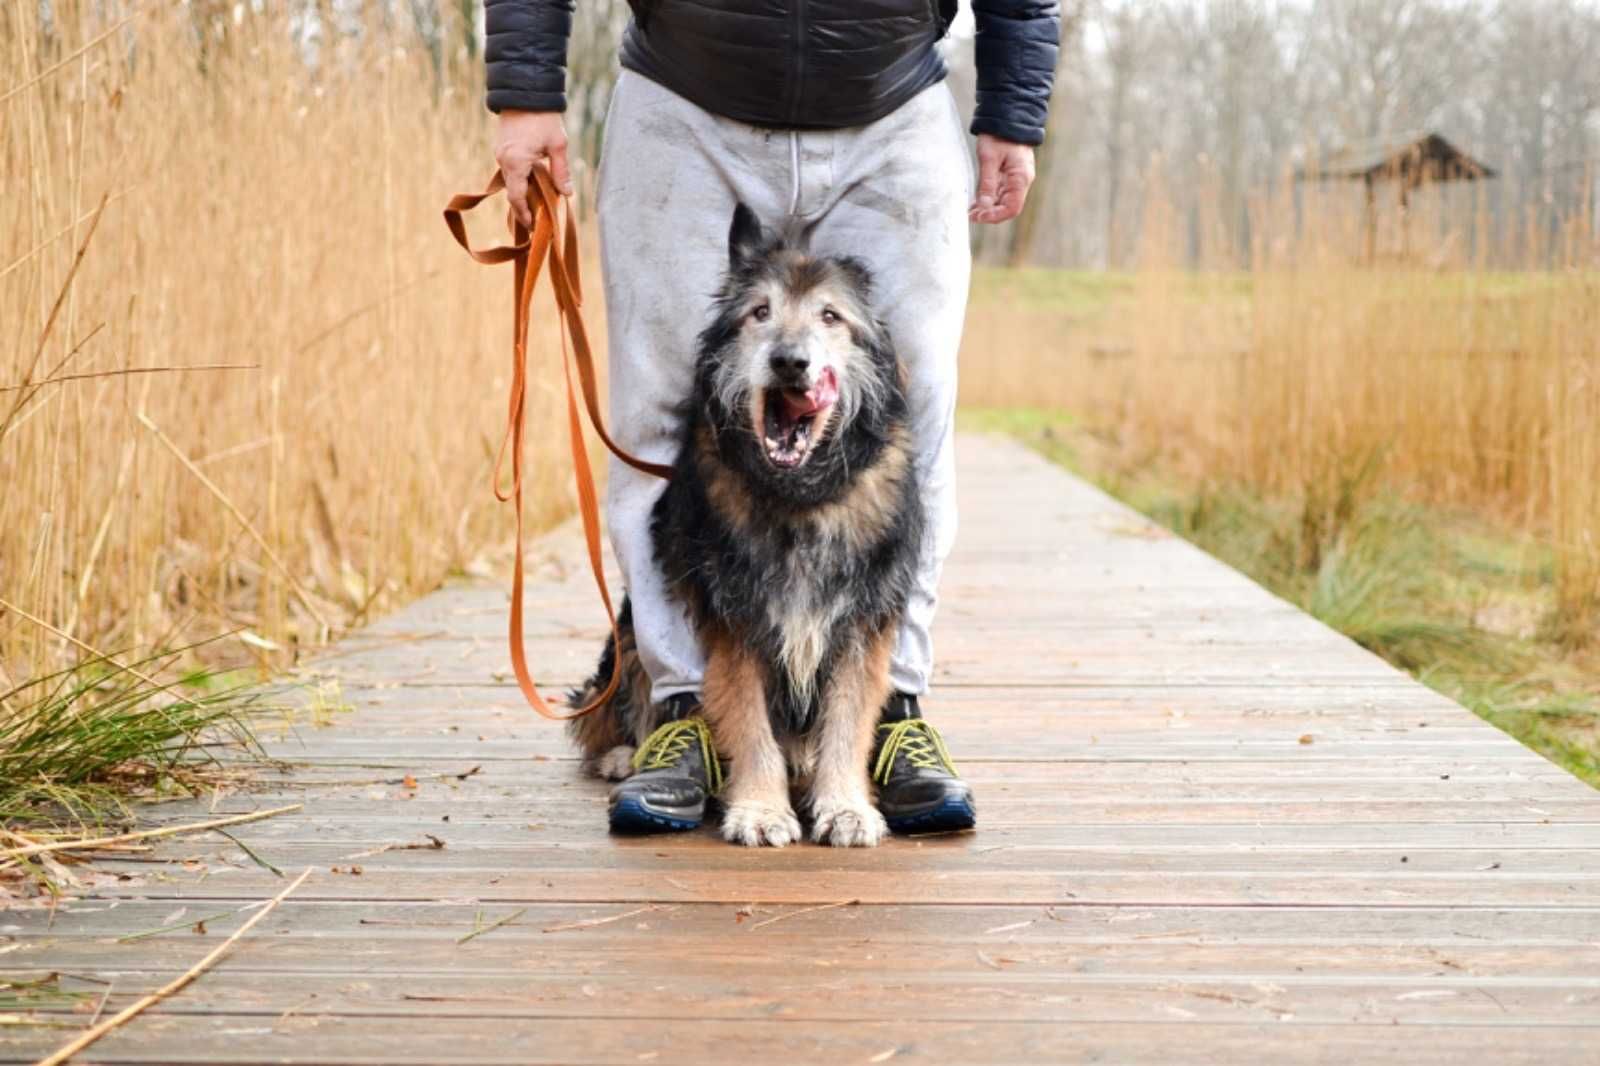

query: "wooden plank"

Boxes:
[29, 839, 1600, 875]
[14, 901, 1600, 947]
[46, 865, 1600, 907]
[3, 1016, 1596, 1065]
[10, 972, 1600, 1028]
[122, 798, 1600, 830]
[8, 434, 1600, 1065]
[127, 802, 1600, 840]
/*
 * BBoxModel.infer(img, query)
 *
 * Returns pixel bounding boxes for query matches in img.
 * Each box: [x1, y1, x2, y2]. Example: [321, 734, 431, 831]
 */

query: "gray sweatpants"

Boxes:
[596, 71, 972, 704]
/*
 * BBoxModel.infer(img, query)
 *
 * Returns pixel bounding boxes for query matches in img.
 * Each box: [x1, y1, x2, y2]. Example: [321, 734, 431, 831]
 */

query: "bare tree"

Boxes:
[1008, 1, 1089, 266]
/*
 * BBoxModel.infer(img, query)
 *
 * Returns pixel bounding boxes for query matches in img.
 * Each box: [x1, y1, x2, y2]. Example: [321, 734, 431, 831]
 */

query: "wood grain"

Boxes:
[5, 434, 1599, 1065]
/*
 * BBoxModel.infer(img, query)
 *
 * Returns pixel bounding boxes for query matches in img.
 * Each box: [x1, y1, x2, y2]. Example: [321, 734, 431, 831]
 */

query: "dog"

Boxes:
[568, 203, 923, 847]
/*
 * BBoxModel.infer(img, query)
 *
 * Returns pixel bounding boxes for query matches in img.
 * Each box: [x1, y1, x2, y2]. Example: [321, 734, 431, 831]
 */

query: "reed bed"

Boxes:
[5, 3, 1597, 816]
[2, 3, 577, 693]
[961, 175, 1600, 650]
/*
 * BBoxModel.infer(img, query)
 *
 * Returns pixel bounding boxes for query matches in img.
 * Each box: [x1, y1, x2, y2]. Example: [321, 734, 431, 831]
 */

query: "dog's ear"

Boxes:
[728, 203, 767, 270]
[832, 256, 876, 301]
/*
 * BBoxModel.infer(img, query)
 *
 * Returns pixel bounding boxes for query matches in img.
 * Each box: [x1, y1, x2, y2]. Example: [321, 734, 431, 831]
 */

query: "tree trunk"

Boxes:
[1007, 3, 1086, 268]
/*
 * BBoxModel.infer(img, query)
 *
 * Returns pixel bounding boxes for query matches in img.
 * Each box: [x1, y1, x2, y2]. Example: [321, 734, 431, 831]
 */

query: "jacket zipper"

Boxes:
[788, 1, 807, 126]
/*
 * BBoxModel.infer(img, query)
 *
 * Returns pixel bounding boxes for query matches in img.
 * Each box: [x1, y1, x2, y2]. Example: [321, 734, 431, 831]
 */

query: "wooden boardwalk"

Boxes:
[6, 434, 1600, 1064]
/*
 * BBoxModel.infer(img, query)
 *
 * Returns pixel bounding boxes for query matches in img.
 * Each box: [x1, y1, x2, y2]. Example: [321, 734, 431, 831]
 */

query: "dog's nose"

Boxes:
[769, 346, 810, 379]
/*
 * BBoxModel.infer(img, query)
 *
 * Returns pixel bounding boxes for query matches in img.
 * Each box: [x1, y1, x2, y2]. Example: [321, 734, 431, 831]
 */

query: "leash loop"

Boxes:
[443, 166, 670, 721]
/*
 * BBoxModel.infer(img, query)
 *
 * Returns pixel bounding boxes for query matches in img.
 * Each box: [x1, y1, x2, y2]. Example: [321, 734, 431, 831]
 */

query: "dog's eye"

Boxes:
[820, 308, 840, 326]
[751, 304, 770, 323]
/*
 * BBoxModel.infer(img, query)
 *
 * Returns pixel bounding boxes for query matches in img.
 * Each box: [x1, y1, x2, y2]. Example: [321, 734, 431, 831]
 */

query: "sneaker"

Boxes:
[607, 696, 723, 834]
[871, 693, 977, 834]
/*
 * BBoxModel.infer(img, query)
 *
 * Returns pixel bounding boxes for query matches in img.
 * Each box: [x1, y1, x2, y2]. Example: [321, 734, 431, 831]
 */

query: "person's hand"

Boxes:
[969, 134, 1036, 224]
[493, 110, 573, 228]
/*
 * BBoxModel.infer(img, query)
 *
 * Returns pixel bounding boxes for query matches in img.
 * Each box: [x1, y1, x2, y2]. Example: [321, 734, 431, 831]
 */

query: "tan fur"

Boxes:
[702, 629, 801, 847]
[567, 623, 655, 776]
[757, 431, 909, 700]
[698, 426, 753, 535]
[804, 424, 912, 553]
[806, 625, 895, 847]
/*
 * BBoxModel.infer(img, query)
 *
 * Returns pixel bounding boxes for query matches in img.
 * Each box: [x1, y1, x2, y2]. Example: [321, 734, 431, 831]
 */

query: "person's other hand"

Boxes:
[969, 134, 1036, 225]
[493, 110, 573, 228]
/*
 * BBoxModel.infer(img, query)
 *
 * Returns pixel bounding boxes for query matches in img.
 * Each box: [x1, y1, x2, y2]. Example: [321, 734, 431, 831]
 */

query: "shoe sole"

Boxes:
[884, 794, 977, 835]
[608, 794, 703, 834]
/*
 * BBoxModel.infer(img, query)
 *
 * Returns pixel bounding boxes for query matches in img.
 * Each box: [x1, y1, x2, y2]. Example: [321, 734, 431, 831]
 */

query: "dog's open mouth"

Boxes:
[760, 367, 839, 469]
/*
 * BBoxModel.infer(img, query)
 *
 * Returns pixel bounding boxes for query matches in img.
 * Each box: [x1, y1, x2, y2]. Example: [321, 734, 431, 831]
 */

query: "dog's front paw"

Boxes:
[810, 800, 888, 848]
[591, 745, 637, 781]
[721, 801, 802, 848]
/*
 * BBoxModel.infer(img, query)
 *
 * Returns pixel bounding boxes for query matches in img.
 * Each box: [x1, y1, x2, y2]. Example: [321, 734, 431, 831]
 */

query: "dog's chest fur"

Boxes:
[762, 524, 862, 698]
[653, 424, 921, 732]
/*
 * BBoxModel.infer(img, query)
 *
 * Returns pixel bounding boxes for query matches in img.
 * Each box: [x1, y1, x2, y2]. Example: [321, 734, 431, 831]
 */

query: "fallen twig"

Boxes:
[84, 983, 113, 1028]
[214, 829, 284, 877]
[456, 907, 528, 945]
[747, 899, 858, 931]
[33, 867, 312, 1066]
[0, 805, 301, 862]
[116, 908, 251, 943]
[343, 835, 446, 860]
[542, 904, 661, 934]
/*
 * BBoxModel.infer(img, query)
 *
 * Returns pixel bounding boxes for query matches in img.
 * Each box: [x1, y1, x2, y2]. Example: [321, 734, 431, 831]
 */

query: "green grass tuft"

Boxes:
[0, 645, 266, 829]
[968, 409, 1600, 789]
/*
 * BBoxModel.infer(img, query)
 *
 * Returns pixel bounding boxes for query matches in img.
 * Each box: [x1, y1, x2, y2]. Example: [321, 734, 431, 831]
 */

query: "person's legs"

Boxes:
[597, 72, 793, 707]
[801, 83, 973, 701]
[596, 73, 798, 832]
[798, 85, 978, 832]
[597, 74, 975, 834]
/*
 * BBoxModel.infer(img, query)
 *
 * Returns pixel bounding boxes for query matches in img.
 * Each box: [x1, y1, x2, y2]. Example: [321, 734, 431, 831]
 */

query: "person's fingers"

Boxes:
[547, 139, 574, 196]
[970, 152, 1035, 224]
[992, 170, 1031, 223]
[970, 186, 1017, 223]
[501, 161, 534, 229]
[972, 143, 1002, 214]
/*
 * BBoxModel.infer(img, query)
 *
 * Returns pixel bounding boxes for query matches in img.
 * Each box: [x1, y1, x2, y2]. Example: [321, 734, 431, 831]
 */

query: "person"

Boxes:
[485, 0, 1059, 835]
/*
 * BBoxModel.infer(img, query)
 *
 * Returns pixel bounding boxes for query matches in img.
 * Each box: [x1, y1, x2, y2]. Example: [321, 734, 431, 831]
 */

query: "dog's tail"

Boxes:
[566, 597, 658, 779]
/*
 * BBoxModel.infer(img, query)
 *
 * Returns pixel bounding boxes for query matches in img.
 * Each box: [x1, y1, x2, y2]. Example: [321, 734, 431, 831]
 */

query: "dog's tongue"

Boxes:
[780, 367, 839, 420]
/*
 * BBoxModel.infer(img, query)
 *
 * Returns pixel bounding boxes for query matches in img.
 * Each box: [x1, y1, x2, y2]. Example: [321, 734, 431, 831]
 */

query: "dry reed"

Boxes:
[6, 2, 1596, 698]
[962, 167, 1600, 647]
[2, 3, 579, 686]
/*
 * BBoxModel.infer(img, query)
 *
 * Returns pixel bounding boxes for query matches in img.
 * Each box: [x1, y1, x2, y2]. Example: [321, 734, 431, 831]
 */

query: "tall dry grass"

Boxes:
[962, 171, 1600, 646]
[2, 4, 579, 688]
[6, 1, 1597, 692]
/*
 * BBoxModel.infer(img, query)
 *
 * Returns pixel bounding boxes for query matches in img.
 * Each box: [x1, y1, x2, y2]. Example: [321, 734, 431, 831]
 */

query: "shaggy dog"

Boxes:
[568, 204, 923, 847]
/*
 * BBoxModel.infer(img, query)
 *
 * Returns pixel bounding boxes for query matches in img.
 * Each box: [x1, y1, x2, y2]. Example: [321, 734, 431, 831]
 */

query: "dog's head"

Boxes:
[697, 204, 902, 499]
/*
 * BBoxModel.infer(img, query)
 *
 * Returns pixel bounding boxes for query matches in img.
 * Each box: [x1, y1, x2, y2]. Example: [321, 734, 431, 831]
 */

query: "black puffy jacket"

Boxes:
[484, 1, 1059, 145]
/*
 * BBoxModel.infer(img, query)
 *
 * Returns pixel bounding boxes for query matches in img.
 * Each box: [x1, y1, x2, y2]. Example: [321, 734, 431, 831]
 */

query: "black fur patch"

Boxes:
[570, 206, 923, 755]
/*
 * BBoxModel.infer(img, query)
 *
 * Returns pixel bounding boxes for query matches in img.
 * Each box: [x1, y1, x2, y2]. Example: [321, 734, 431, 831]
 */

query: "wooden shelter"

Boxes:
[1298, 131, 1497, 260]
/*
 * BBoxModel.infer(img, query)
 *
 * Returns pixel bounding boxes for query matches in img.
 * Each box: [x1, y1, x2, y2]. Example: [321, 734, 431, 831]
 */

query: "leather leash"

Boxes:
[443, 165, 670, 720]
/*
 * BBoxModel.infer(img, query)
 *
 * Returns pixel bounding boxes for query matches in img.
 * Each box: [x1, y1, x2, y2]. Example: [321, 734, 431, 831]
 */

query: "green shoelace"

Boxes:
[872, 718, 958, 785]
[631, 717, 724, 795]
